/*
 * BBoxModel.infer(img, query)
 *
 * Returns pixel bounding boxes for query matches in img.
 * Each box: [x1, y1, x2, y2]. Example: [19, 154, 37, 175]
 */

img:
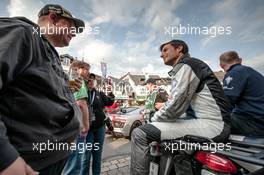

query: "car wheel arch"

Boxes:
[128, 120, 142, 140]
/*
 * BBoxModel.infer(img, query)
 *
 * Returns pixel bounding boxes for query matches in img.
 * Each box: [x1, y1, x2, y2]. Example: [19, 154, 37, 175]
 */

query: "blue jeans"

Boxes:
[62, 134, 85, 175]
[81, 126, 105, 175]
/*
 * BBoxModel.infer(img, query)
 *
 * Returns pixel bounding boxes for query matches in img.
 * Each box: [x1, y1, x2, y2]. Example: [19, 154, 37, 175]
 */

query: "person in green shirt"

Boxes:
[63, 61, 90, 175]
[144, 78, 169, 122]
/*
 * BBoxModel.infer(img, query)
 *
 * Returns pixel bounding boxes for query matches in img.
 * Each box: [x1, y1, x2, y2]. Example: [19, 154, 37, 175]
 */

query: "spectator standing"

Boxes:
[81, 73, 115, 175]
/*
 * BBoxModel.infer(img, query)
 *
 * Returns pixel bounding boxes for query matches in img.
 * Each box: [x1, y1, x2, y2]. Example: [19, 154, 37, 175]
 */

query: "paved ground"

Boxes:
[101, 154, 130, 175]
[102, 134, 131, 160]
[100, 134, 131, 174]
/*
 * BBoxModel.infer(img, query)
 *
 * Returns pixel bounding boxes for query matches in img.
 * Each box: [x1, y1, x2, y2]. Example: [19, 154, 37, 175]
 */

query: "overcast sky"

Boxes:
[1, 0, 263, 78]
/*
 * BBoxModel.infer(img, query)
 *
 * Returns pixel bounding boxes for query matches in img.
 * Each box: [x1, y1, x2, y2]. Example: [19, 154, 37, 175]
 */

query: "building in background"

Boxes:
[214, 70, 226, 83]
[114, 72, 170, 102]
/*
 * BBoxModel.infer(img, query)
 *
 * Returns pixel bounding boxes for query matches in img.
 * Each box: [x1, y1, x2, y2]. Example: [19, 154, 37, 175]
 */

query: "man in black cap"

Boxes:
[143, 78, 168, 122]
[37, 4, 85, 47]
[0, 4, 85, 175]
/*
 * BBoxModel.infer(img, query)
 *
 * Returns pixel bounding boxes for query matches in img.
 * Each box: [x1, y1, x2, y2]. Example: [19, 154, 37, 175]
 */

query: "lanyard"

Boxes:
[90, 90, 95, 106]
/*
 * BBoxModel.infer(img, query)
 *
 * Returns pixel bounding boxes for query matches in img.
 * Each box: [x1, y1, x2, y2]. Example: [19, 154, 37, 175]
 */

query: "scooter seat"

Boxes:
[229, 135, 264, 145]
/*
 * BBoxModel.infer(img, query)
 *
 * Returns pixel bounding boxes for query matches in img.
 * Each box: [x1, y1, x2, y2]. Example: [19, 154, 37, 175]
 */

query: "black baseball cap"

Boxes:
[38, 4, 85, 33]
[144, 78, 156, 85]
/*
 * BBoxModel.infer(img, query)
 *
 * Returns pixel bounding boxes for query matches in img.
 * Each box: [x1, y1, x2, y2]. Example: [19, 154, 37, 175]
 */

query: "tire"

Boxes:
[128, 120, 142, 140]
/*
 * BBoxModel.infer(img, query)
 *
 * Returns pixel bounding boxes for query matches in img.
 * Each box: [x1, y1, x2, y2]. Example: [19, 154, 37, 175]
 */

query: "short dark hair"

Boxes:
[144, 78, 156, 85]
[160, 39, 189, 54]
[220, 51, 240, 64]
[89, 73, 96, 79]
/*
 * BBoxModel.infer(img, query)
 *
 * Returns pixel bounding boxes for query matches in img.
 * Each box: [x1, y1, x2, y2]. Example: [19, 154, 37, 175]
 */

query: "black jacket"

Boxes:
[89, 89, 114, 130]
[0, 17, 80, 171]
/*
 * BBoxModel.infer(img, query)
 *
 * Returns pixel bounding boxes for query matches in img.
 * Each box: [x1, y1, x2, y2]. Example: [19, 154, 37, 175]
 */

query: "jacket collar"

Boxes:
[227, 63, 241, 72]
[168, 53, 190, 77]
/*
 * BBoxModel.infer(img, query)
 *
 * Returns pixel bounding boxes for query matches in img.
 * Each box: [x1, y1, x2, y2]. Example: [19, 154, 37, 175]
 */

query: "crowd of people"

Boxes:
[0, 3, 263, 175]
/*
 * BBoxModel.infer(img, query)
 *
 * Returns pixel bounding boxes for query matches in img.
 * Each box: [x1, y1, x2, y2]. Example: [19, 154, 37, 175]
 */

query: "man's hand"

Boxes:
[80, 118, 89, 138]
[0, 157, 39, 175]
[107, 125, 114, 132]
[80, 125, 89, 138]
[155, 102, 164, 110]
[69, 78, 82, 92]
[83, 122, 89, 134]
[76, 99, 89, 138]
[107, 92, 115, 98]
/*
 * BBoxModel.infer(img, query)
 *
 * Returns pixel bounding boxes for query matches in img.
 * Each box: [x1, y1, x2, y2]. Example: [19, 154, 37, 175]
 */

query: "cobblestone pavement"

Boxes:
[101, 155, 130, 175]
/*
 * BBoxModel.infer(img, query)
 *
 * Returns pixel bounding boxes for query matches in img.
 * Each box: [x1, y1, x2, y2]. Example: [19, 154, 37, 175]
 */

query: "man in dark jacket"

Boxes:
[220, 51, 264, 137]
[0, 4, 84, 175]
[81, 73, 115, 175]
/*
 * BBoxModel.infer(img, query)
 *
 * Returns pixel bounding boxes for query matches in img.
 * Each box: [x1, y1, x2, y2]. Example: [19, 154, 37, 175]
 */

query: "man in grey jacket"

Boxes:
[130, 40, 232, 175]
[0, 4, 84, 175]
